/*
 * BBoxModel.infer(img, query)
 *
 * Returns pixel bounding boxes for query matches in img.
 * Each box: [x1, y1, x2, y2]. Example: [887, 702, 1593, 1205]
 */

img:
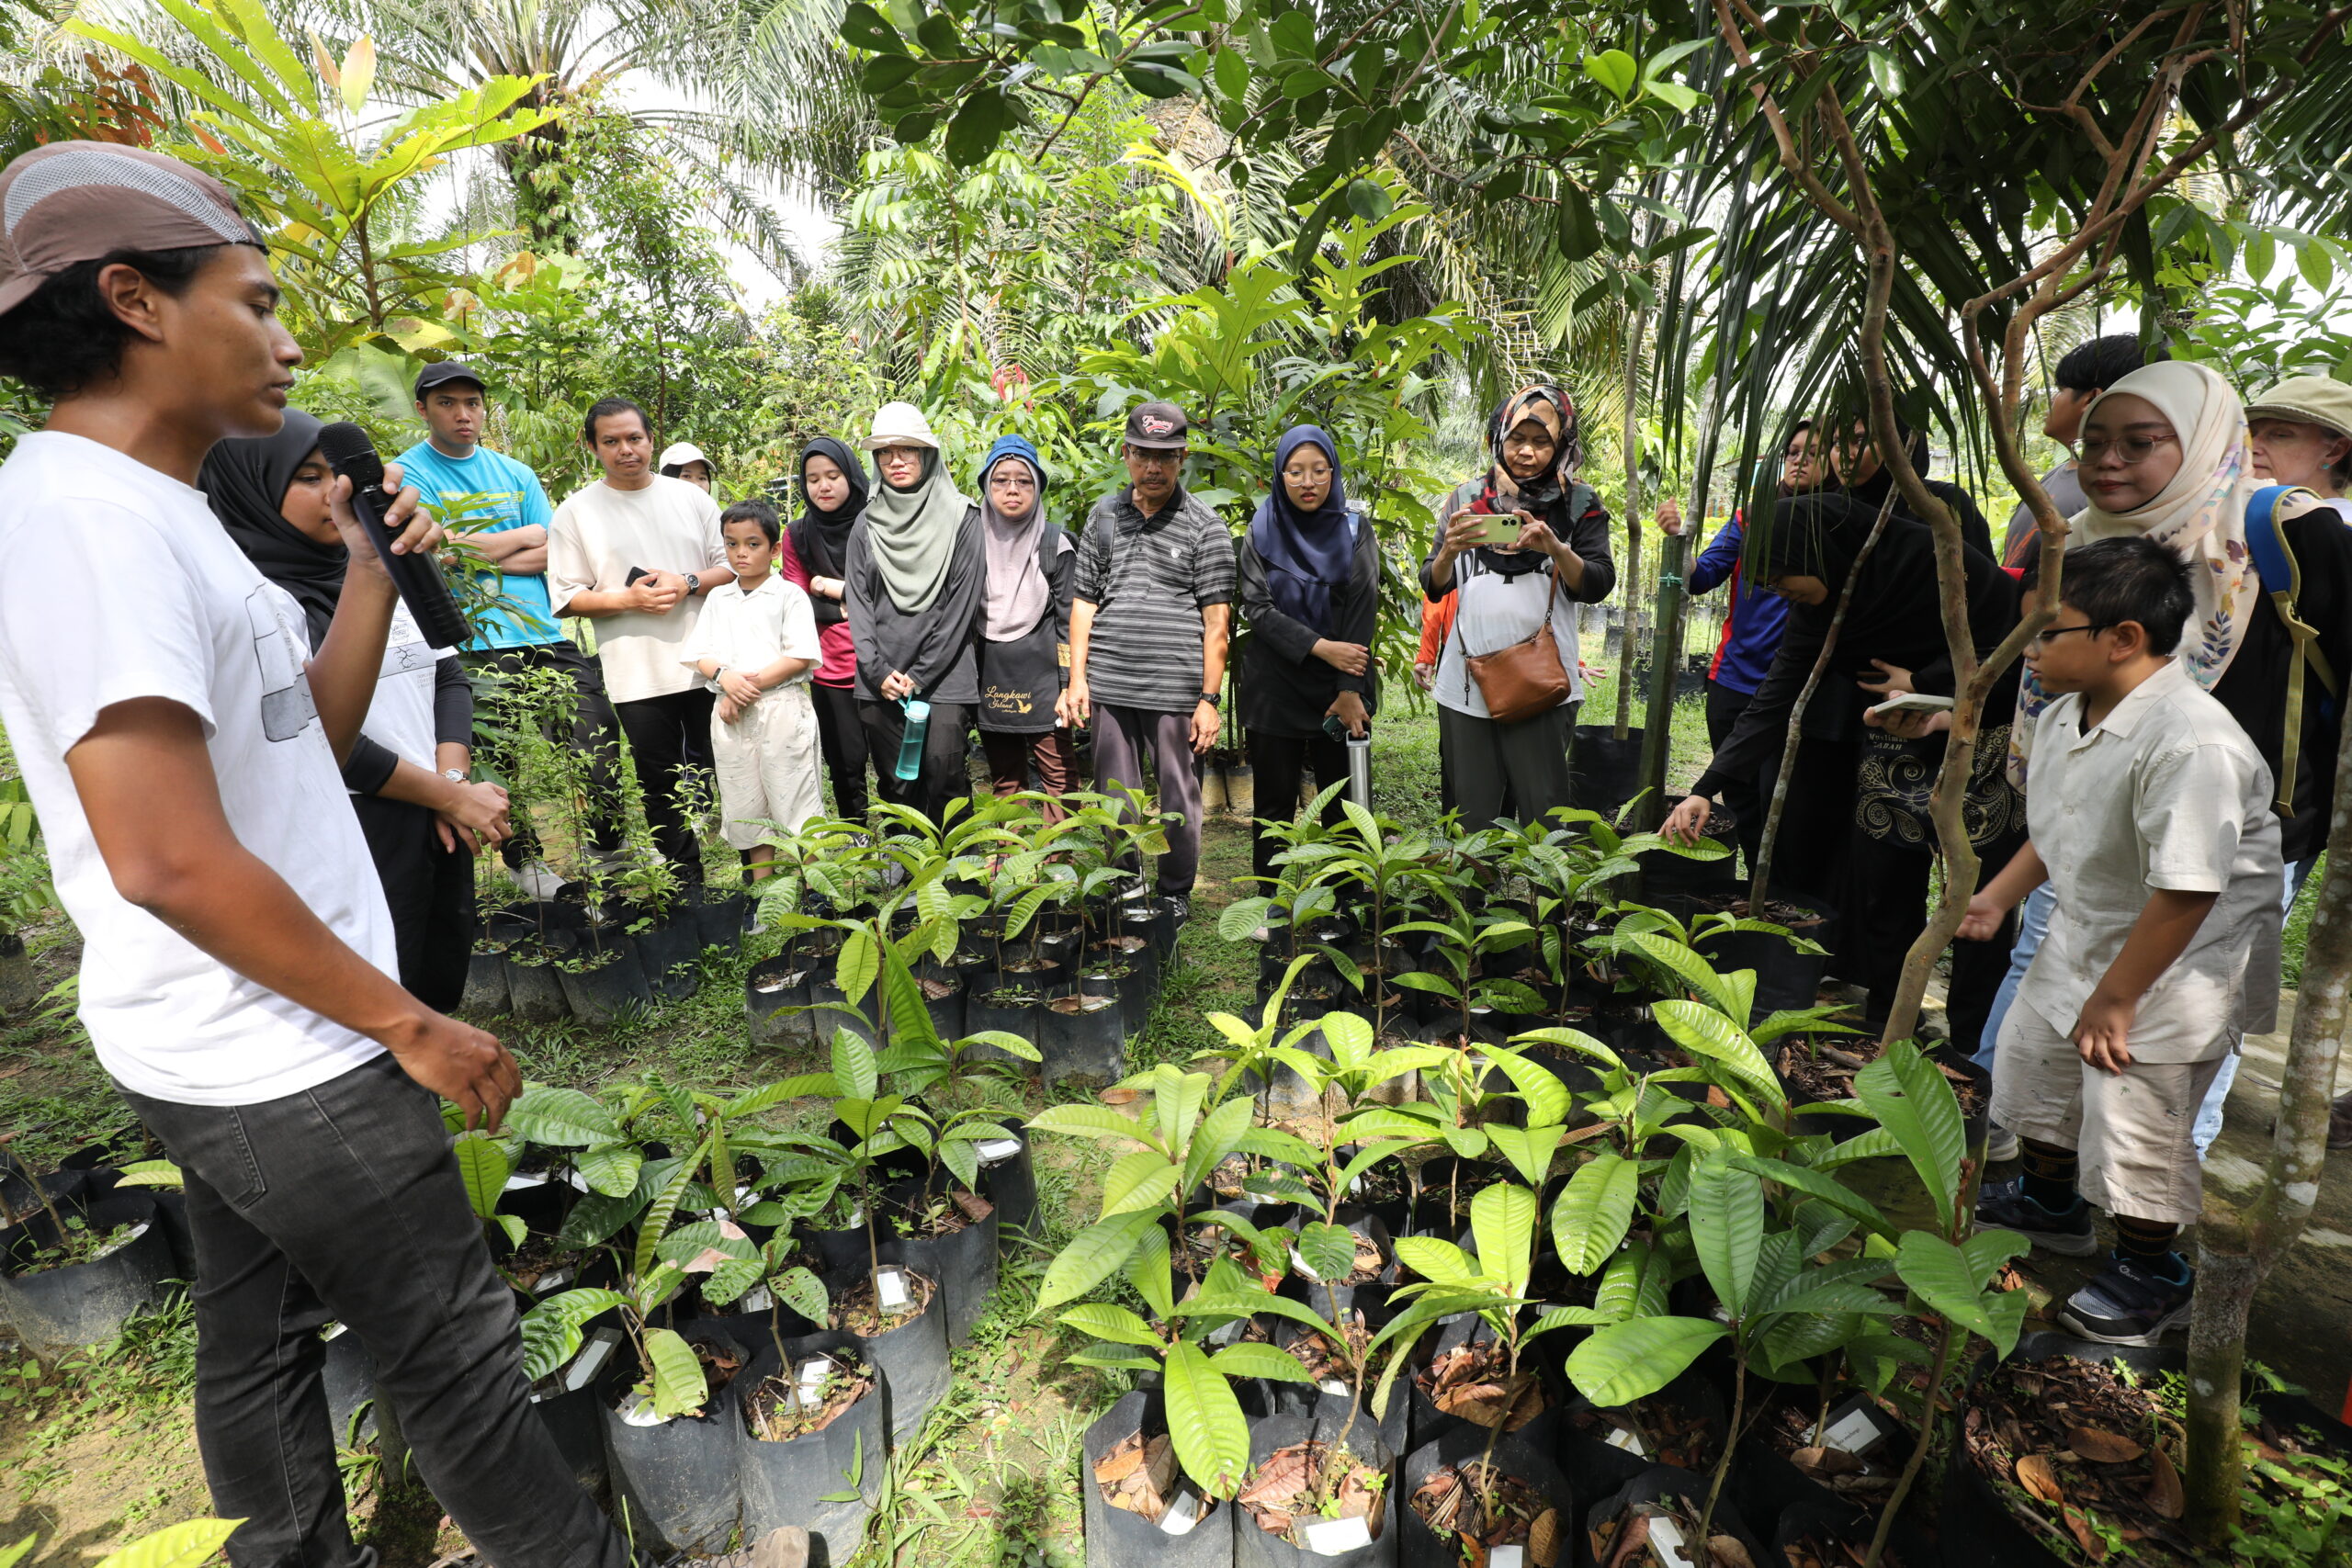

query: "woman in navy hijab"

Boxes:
[1235, 424, 1381, 894]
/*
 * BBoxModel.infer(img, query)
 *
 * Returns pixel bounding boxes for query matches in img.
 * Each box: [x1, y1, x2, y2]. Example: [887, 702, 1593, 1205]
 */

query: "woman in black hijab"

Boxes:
[203, 411, 511, 1010]
[1664, 491, 2025, 1046]
[778, 436, 874, 819]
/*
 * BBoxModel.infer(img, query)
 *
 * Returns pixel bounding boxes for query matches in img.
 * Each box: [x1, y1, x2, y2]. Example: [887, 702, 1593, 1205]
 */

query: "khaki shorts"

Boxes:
[711, 682, 822, 851]
[1987, 1001, 2229, 1227]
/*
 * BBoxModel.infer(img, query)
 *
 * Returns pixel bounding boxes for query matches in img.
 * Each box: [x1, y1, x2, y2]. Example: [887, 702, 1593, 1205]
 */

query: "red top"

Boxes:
[776, 533, 856, 688]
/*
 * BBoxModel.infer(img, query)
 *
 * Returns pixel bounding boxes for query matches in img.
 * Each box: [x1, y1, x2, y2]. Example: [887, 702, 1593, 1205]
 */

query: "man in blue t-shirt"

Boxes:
[397, 362, 625, 894]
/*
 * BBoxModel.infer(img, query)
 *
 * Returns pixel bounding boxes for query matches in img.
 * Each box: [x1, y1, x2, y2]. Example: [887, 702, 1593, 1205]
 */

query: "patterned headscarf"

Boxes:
[1473, 385, 1581, 517]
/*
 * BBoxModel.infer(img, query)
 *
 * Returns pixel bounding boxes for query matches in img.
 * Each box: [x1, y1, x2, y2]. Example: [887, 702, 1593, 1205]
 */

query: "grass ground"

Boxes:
[0, 633, 2334, 1564]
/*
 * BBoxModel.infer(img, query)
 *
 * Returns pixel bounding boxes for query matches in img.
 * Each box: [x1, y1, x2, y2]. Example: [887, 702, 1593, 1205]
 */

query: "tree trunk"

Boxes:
[2183, 715, 2352, 1540]
[1615, 309, 1649, 739]
[1747, 489, 1896, 917]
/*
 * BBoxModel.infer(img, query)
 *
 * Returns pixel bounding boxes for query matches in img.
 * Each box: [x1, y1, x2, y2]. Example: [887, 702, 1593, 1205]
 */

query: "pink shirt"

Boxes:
[776, 533, 856, 689]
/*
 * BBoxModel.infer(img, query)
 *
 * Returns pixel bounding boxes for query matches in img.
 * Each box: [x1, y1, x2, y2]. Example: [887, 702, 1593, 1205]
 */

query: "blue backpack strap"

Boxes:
[2244, 484, 2336, 815]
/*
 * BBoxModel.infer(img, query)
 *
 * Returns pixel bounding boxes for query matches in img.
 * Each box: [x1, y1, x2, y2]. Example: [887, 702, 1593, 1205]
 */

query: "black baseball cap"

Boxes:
[414, 359, 487, 400]
[1123, 400, 1191, 450]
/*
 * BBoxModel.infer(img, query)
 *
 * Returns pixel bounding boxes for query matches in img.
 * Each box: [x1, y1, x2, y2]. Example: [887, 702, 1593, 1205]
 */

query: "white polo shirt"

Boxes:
[681, 572, 823, 695]
[2018, 660, 2283, 1061]
[548, 475, 727, 704]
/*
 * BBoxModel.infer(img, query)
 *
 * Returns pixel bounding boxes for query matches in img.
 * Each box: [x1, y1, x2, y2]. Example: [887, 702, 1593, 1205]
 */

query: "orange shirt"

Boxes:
[1416, 594, 1457, 666]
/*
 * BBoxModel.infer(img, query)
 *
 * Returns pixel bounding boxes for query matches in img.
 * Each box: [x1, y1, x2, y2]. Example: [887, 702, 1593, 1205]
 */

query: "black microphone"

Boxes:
[315, 422, 473, 649]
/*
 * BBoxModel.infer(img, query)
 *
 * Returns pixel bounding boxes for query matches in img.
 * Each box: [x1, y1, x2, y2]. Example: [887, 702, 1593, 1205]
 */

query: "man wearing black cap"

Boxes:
[1059, 400, 1236, 919]
[397, 361, 628, 898]
[0, 141, 766, 1568]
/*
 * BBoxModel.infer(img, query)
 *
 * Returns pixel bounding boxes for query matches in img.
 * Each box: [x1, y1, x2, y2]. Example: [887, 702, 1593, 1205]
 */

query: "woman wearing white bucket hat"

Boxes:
[659, 440, 714, 491]
[2246, 376, 2352, 517]
[846, 400, 986, 820]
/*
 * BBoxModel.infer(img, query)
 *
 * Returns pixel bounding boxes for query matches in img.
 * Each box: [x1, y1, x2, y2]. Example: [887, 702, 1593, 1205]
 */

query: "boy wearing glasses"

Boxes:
[1060, 400, 1235, 919]
[1962, 536, 2282, 1345]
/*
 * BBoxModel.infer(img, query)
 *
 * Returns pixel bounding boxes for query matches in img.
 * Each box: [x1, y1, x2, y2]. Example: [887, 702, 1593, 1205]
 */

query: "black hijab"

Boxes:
[1762, 490, 2016, 665]
[789, 436, 869, 626]
[201, 409, 345, 647]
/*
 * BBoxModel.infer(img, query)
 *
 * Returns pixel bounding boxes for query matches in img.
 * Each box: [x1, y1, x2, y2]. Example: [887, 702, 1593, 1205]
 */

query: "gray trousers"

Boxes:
[1091, 704, 1203, 896]
[1438, 699, 1579, 831]
[117, 1055, 635, 1568]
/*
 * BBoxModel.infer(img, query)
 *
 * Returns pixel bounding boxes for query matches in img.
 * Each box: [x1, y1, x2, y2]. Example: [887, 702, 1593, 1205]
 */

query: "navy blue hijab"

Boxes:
[1249, 425, 1352, 636]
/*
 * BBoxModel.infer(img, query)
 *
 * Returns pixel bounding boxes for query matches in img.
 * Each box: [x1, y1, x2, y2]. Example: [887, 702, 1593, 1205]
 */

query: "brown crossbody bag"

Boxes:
[1453, 562, 1571, 723]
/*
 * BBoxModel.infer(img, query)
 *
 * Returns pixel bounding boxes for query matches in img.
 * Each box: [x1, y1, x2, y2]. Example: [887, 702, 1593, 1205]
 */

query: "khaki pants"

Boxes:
[1987, 1000, 2230, 1226]
[711, 682, 822, 850]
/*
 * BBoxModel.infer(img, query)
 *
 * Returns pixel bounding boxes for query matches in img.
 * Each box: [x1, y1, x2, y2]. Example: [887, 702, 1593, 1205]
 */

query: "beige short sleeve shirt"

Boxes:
[2018, 660, 2284, 1061]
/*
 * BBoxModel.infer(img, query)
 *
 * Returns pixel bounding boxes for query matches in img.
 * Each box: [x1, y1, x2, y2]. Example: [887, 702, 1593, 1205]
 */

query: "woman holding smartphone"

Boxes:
[1237, 425, 1380, 893]
[1419, 385, 1615, 829]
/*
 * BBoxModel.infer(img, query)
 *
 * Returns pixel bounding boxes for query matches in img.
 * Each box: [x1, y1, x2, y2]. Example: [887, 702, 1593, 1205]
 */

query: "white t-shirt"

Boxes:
[0, 433, 397, 1106]
[548, 477, 727, 704]
[1431, 556, 1583, 719]
[266, 588, 452, 786]
[682, 572, 823, 694]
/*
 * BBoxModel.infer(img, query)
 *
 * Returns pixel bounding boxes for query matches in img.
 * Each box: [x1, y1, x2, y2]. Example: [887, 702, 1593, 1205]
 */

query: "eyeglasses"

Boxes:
[2080, 433, 2178, 464]
[1127, 449, 1184, 469]
[2030, 622, 2109, 649]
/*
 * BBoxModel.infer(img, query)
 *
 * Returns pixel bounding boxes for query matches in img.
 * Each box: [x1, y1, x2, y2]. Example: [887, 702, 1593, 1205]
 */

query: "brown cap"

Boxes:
[1123, 400, 1191, 450]
[0, 141, 262, 320]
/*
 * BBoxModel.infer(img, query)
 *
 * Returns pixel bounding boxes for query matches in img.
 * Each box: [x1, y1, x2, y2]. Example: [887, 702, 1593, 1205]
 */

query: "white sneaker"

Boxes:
[1984, 1123, 2020, 1163]
[512, 860, 565, 901]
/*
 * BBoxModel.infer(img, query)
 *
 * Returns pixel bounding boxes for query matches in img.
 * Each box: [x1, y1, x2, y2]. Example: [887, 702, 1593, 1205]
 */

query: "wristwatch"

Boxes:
[1198, 692, 1222, 708]
[684, 572, 702, 594]
[440, 769, 469, 784]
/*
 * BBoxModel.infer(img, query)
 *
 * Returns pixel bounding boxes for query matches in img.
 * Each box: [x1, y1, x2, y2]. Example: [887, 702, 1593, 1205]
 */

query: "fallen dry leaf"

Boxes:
[1528, 1508, 1559, 1568]
[2067, 1426, 2145, 1464]
[2145, 1446, 2185, 1520]
[1096, 1439, 1144, 1486]
[1237, 1448, 1309, 1509]
[1792, 1446, 1865, 1478]
[2016, 1452, 2064, 1503]
[1708, 1537, 1758, 1568]
[1099, 1088, 1139, 1105]
[2061, 1503, 2109, 1562]
[1600, 1515, 1649, 1568]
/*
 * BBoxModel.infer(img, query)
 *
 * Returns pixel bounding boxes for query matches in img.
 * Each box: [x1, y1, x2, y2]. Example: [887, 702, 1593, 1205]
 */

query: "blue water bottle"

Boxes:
[894, 697, 930, 782]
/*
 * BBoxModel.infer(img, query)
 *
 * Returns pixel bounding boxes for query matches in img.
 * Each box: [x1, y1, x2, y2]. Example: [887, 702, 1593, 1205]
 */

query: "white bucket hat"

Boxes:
[658, 441, 710, 473]
[862, 400, 942, 451]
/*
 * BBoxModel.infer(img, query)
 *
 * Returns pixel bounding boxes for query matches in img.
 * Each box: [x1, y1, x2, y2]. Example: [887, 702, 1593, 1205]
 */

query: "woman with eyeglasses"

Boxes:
[1988, 360, 2350, 1158]
[1663, 489, 2024, 1050]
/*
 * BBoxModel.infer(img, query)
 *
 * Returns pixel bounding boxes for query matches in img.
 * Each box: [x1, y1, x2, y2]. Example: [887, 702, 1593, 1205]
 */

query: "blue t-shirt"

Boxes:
[393, 441, 560, 651]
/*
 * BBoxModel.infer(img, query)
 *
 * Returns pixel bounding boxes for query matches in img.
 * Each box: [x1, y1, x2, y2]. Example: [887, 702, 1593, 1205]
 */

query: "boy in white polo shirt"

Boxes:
[1963, 536, 2283, 1345]
[685, 498, 823, 889]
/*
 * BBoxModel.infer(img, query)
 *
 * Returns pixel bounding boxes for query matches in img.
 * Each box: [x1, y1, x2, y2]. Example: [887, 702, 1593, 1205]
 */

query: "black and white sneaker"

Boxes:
[1162, 894, 1191, 923]
[1974, 1178, 2098, 1256]
[2058, 1254, 2195, 1346]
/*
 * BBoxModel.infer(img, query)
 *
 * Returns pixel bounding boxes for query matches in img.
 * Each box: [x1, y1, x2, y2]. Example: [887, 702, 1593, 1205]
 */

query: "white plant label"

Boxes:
[619, 1392, 669, 1427]
[797, 1357, 833, 1405]
[738, 1285, 773, 1313]
[1289, 1246, 1322, 1284]
[533, 1267, 573, 1296]
[567, 1328, 620, 1393]
[1817, 1404, 1883, 1455]
[1159, 1490, 1203, 1536]
[89, 1221, 150, 1262]
[1490, 1547, 1524, 1568]
[1301, 1516, 1373, 1556]
[876, 1268, 912, 1313]
[504, 1171, 549, 1191]
[322, 1321, 349, 1342]
[1318, 1379, 1351, 1398]
[1605, 1427, 1649, 1456]
[1206, 1318, 1245, 1346]
[1648, 1518, 1696, 1568]
[977, 1137, 1023, 1164]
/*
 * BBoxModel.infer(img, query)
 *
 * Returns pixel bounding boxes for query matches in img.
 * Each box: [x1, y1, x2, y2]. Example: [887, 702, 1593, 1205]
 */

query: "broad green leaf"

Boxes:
[1471, 1181, 1537, 1295]
[1164, 1338, 1249, 1498]
[1128, 1226, 1176, 1320]
[1552, 1151, 1639, 1275]
[1477, 1047, 1568, 1126]
[1582, 47, 1637, 99]
[1027, 1103, 1150, 1144]
[775, 1266, 829, 1325]
[1034, 1211, 1157, 1314]
[836, 925, 878, 1004]
[1060, 1303, 1161, 1348]
[1594, 1241, 1668, 1322]
[518, 1287, 627, 1382]
[504, 1085, 621, 1146]
[1318, 1011, 1374, 1067]
[1211, 1341, 1319, 1383]
[576, 1144, 643, 1198]
[111, 1159, 184, 1190]
[93, 1518, 244, 1568]
[1688, 1156, 1764, 1318]
[1619, 934, 1747, 1022]
[1295, 1222, 1358, 1284]
[1101, 1151, 1182, 1217]
[701, 1257, 764, 1305]
[1652, 999, 1783, 1110]
[1728, 1155, 1894, 1239]
[1854, 1042, 1964, 1223]
[644, 1326, 708, 1418]
[831, 1029, 879, 1102]
[453, 1133, 509, 1222]
[1566, 1316, 1728, 1406]
[1527, 1304, 1620, 1335]
[1393, 1235, 1476, 1286]
[632, 1145, 706, 1283]
[1894, 1230, 2030, 1357]
[1487, 1123, 1564, 1187]
[1182, 1096, 1257, 1193]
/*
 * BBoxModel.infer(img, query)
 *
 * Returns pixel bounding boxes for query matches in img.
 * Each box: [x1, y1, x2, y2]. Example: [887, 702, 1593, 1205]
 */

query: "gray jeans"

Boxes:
[117, 1055, 634, 1568]
[1438, 699, 1579, 831]
[1090, 704, 1204, 896]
